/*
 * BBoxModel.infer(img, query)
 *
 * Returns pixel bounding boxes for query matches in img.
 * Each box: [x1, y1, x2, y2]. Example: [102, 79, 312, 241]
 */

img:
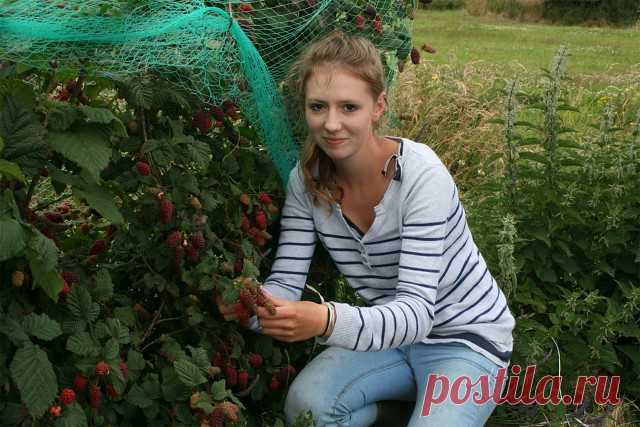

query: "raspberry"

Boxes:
[95, 361, 110, 377]
[119, 360, 129, 379]
[279, 364, 297, 382]
[106, 384, 118, 399]
[364, 4, 376, 18]
[239, 289, 254, 309]
[49, 405, 62, 417]
[269, 375, 280, 390]
[45, 212, 64, 223]
[11, 271, 25, 287]
[234, 303, 251, 327]
[89, 386, 102, 409]
[248, 353, 263, 368]
[225, 365, 238, 387]
[185, 245, 200, 262]
[411, 47, 420, 65]
[253, 234, 266, 247]
[255, 209, 267, 230]
[136, 161, 151, 176]
[211, 353, 225, 368]
[238, 370, 249, 389]
[190, 232, 205, 250]
[257, 192, 273, 204]
[166, 231, 182, 248]
[239, 3, 253, 12]
[89, 239, 107, 256]
[57, 203, 71, 214]
[234, 259, 244, 274]
[372, 18, 383, 34]
[60, 271, 80, 284]
[55, 88, 70, 101]
[193, 110, 213, 134]
[160, 199, 174, 224]
[190, 196, 203, 210]
[210, 106, 225, 121]
[222, 99, 235, 112]
[59, 281, 71, 297]
[59, 388, 76, 405]
[219, 401, 239, 422]
[210, 408, 224, 427]
[240, 214, 250, 232]
[174, 246, 184, 264]
[422, 43, 437, 54]
[355, 15, 365, 30]
[73, 374, 88, 393]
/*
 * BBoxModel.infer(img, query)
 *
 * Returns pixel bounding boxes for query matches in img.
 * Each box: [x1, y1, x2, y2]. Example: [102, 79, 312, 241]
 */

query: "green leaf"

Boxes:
[67, 286, 100, 323]
[103, 338, 120, 363]
[93, 269, 114, 302]
[66, 332, 99, 356]
[22, 313, 62, 341]
[54, 402, 88, 427]
[10, 344, 57, 417]
[188, 346, 210, 368]
[0, 318, 30, 346]
[211, 380, 228, 400]
[78, 105, 119, 124]
[0, 135, 4, 152]
[0, 159, 25, 182]
[173, 359, 207, 388]
[127, 350, 146, 372]
[26, 228, 58, 272]
[125, 384, 153, 408]
[0, 219, 26, 261]
[74, 184, 124, 225]
[114, 307, 136, 327]
[47, 127, 111, 182]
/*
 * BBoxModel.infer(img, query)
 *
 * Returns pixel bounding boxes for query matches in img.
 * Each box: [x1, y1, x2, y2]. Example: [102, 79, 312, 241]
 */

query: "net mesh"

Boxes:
[0, 0, 416, 184]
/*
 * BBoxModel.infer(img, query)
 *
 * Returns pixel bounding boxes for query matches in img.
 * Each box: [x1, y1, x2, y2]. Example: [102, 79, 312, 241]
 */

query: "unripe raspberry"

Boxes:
[160, 199, 174, 224]
[95, 361, 110, 377]
[190, 196, 203, 210]
[190, 232, 205, 250]
[238, 369, 249, 389]
[89, 386, 102, 409]
[49, 405, 62, 417]
[59, 281, 71, 297]
[59, 388, 76, 405]
[225, 365, 238, 387]
[248, 352, 263, 368]
[11, 271, 25, 287]
[254, 209, 267, 230]
[166, 231, 182, 248]
[218, 401, 239, 422]
[89, 239, 107, 256]
[136, 161, 151, 176]
[210, 408, 224, 427]
[73, 374, 88, 393]
[269, 374, 280, 390]
[119, 360, 129, 379]
[239, 193, 250, 206]
[257, 192, 273, 204]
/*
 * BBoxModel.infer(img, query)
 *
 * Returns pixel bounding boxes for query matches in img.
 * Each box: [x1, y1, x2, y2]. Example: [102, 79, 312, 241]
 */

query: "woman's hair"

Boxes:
[285, 30, 386, 215]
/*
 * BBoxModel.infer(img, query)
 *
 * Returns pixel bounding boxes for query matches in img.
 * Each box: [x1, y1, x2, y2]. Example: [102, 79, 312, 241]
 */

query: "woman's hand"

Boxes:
[255, 294, 328, 343]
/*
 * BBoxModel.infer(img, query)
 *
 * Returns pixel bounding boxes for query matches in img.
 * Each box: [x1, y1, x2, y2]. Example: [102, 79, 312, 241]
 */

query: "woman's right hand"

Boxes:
[215, 292, 240, 322]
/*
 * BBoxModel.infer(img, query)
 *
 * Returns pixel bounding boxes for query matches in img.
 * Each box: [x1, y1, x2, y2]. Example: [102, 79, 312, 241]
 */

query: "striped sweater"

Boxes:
[249, 137, 515, 367]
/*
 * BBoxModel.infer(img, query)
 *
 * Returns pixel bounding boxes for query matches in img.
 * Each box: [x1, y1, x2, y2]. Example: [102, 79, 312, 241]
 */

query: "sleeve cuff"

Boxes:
[314, 302, 360, 348]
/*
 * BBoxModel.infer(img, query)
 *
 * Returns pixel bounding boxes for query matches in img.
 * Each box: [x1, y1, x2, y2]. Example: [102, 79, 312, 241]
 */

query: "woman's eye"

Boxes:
[344, 104, 357, 112]
[309, 104, 323, 111]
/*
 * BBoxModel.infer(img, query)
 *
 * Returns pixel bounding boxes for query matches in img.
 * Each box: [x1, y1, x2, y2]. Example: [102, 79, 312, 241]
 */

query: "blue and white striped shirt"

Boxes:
[250, 137, 515, 367]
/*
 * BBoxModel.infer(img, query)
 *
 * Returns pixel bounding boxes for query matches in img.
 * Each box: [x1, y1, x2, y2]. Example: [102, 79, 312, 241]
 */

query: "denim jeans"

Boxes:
[284, 342, 505, 427]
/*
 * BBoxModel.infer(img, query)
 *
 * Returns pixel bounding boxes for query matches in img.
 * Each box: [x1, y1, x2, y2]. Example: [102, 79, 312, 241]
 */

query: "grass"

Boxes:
[410, 9, 640, 80]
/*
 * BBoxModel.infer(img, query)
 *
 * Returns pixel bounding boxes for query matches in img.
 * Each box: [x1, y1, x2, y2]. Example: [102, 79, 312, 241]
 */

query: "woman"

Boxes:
[217, 30, 515, 426]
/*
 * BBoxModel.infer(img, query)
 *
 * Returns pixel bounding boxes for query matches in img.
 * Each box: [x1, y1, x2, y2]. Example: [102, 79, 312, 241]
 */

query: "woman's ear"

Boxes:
[372, 91, 386, 121]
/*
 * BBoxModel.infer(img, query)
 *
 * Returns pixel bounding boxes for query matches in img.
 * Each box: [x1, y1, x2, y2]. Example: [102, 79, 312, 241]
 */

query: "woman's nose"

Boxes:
[324, 109, 342, 132]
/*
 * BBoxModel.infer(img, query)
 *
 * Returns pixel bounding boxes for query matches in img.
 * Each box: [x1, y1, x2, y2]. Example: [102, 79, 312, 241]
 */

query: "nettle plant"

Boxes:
[0, 64, 317, 426]
[477, 47, 640, 402]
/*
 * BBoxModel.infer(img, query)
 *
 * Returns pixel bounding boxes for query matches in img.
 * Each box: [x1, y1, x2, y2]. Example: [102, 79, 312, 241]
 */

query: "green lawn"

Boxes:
[411, 9, 640, 77]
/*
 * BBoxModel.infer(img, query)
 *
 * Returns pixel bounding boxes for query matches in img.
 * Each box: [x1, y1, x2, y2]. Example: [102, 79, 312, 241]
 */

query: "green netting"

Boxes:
[0, 0, 416, 184]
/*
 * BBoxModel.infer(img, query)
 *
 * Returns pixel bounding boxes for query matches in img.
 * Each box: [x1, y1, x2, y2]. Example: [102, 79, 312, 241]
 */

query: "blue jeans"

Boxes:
[284, 342, 505, 427]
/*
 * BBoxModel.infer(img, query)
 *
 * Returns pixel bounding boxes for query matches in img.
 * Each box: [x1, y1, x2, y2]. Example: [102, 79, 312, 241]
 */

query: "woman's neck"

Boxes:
[333, 136, 399, 192]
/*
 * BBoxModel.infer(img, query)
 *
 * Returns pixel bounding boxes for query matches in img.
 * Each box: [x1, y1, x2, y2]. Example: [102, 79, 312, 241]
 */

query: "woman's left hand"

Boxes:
[255, 294, 328, 342]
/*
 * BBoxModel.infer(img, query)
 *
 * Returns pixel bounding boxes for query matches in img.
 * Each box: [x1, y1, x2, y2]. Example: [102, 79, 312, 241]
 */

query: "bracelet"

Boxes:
[323, 302, 337, 338]
[320, 303, 331, 336]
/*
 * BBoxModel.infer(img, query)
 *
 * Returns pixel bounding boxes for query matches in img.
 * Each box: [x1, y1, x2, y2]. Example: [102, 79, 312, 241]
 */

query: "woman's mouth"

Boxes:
[325, 138, 348, 145]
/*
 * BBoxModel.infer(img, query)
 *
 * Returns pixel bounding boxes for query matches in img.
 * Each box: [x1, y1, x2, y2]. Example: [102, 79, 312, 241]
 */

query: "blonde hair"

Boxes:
[285, 30, 386, 215]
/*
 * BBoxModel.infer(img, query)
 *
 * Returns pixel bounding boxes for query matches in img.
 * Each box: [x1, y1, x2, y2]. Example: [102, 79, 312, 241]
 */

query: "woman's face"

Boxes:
[304, 65, 385, 163]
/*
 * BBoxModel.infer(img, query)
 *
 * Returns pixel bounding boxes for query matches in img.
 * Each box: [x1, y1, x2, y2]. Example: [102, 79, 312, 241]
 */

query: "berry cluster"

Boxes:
[68, 359, 129, 410]
[352, 5, 383, 34]
[165, 230, 207, 265]
[238, 192, 278, 247]
[191, 100, 239, 134]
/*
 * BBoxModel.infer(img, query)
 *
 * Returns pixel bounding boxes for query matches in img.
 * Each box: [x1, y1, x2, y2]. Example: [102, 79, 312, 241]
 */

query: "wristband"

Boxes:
[320, 303, 331, 337]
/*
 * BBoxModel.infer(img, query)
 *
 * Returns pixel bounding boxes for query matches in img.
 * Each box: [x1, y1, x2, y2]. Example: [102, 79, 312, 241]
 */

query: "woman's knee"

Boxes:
[284, 377, 336, 425]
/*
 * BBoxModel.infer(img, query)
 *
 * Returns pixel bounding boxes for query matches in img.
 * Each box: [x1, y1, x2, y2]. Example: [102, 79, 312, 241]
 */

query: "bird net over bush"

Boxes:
[0, 0, 417, 184]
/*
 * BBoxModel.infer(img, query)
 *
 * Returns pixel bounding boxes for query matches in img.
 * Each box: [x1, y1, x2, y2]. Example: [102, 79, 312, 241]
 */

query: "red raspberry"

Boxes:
[60, 271, 80, 284]
[136, 161, 151, 176]
[89, 386, 102, 409]
[355, 15, 365, 30]
[257, 192, 273, 204]
[211, 353, 225, 368]
[89, 239, 107, 256]
[45, 212, 64, 223]
[190, 232, 205, 250]
[49, 405, 62, 417]
[160, 199, 174, 224]
[410, 47, 420, 65]
[73, 374, 88, 393]
[234, 304, 251, 327]
[193, 110, 213, 134]
[210, 408, 224, 427]
[106, 384, 118, 400]
[185, 245, 199, 262]
[166, 231, 182, 248]
[119, 360, 128, 379]
[95, 361, 110, 377]
[222, 99, 235, 112]
[59, 281, 71, 297]
[57, 203, 71, 214]
[225, 365, 238, 387]
[59, 388, 76, 405]
[210, 106, 225, 121]
[174, 246, 184, 264]
[240, 214, 251, 232]
[248, 353, 263, 368]
[238, 370, 249, 389]
[253, 234, 266, 247]
[239, 3, 253, 12]
[239, 289, 254, 308]
[255, 209, 267, 230]
[269, 375, 280, 390]
[279, 364, 297, 382]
